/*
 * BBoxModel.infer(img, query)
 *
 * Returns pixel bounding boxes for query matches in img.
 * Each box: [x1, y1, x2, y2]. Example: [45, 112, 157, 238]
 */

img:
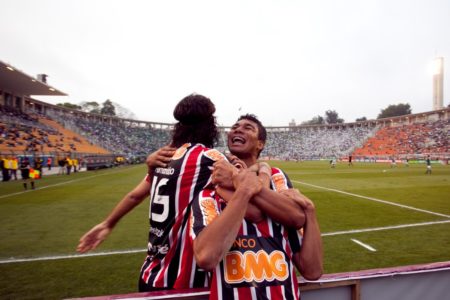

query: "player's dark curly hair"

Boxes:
[171, 94, 218, 148]
[237, 114, 267, 157]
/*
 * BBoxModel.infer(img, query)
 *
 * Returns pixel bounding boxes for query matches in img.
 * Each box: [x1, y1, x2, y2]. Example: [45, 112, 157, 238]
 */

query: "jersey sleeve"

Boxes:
[198, 148, 229, 189]
[144, 173, 151, 182]
[190, 189, 221, 241]
[270, 167, 293, 191]
[202, 149, 227, 162]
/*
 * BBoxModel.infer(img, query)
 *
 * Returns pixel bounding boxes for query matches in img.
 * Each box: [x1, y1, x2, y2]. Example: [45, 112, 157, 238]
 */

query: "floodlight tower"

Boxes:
[432, 57, 444, 110]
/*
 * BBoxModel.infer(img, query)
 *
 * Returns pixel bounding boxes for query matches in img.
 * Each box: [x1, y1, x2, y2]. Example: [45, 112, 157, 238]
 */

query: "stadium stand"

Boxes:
[352, 119, 449, 158]
[0, 105, 109, 154]
[2, 101, 450, 162]
[261, 125, 379, 160]
[45, 109, 172, 156]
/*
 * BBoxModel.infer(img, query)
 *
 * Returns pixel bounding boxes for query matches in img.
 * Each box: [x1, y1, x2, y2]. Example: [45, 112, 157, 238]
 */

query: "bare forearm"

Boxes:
[297, 209, 323, 280]
[245, 202, 265, 223]
[77, 178, 150, 253]
[216, 187, 264, 223]
[104, 178, 151, 228]
[252, 188, 305, 229]
[104, 193, 147, 228]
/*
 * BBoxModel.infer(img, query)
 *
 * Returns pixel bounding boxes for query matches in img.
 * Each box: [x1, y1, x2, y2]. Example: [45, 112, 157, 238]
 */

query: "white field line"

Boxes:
[0, 166, 141, 200]
[351, 239, 377, 252]
[2, 220, 450, 265]
[119, 291, 211, 300]
[322, 220, 450, 236]
[288, 170, 389, 175]
[292, 180, 450, 219]
[0, 248, 146, 264]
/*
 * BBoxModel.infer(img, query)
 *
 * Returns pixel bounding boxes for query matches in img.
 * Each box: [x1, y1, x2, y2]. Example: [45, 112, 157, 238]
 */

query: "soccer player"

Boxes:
[330, 157, 336, 168]
[390, 157, 397, 168]
[77, 94, 224, 291]
[190, 114, 323, 299]
[425, 155, 432, 174]
[20, 157, 35, 190]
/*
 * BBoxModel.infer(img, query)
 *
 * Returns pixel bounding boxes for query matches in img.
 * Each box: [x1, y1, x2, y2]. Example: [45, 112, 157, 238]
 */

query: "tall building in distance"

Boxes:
[432, 57, 444, 110]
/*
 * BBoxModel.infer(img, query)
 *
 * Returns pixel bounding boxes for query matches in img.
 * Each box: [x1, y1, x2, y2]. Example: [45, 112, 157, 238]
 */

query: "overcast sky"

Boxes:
[1, 0, 449, 126]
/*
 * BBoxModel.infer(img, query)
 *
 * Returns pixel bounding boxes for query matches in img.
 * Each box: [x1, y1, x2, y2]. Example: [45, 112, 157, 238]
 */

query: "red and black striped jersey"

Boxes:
[139, 143, 226, 291]
[190, 167, 302, 300]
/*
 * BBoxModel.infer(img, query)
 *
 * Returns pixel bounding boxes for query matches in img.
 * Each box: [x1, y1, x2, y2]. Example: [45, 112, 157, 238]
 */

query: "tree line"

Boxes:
[57, 100, 413, 125]
[301, 103, 412, 125]
[56, 100, 136, 119]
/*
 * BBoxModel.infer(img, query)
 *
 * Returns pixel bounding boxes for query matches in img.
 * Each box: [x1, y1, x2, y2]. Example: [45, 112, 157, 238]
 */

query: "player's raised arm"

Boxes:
[283, 189, 323, 280]
[77, 176, 151, 253]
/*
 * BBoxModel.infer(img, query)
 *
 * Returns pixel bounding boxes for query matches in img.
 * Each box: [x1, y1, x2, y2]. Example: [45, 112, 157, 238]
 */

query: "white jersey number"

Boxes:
[150, 177, 169, 223]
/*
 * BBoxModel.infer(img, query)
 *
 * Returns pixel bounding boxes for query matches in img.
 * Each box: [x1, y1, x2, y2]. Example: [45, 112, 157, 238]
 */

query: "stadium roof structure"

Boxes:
[0, 60, 67, 96]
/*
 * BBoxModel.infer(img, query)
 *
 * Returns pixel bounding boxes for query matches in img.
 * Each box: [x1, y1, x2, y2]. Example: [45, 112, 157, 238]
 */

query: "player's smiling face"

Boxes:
[228, 119, 264, 157]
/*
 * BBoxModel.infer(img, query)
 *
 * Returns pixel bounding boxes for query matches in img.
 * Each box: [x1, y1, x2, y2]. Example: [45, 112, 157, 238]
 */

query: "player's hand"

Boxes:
[233, 169, 262, 197]
[256, 162, 272, 187]
[77, 222, 112, 253]
[280, 189, 315, 212]
[258, 162, 272, 176]
[212, 160, 239, 189]
[226, 155, 247, 170]
[146, 146, 176, 173]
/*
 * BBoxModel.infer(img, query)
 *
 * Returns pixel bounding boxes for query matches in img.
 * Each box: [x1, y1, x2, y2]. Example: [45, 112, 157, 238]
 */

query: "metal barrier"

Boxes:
[68, 261, 450, 300]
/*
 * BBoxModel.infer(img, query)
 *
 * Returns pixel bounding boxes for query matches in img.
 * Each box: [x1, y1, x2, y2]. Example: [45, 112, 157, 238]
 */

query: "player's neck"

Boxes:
[242, 157, 257, 168]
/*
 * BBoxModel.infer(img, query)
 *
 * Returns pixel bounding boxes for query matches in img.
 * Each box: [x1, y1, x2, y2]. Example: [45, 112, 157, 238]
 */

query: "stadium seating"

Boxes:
[45, 109, 172, 156]
[261, 126, 378, 160]
[352, 119, 449, 157]
[0, 105, 109, 154]
[1, 103, 449, 160]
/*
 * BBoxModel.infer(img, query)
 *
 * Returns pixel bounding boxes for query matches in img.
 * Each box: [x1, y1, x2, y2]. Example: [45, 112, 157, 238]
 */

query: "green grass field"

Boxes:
[1, 161, 449, 299]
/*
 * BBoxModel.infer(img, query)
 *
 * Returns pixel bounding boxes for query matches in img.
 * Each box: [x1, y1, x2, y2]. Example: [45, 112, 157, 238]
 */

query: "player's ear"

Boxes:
[256, 140, 265, 154]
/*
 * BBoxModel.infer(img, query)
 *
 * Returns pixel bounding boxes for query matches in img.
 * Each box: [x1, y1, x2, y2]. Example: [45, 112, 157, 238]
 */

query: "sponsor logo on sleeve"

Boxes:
[272, 173, 288, 191]
[204, 149, 226, 162]
[199, 196, 219, 225]
[172, 143, 191, 160]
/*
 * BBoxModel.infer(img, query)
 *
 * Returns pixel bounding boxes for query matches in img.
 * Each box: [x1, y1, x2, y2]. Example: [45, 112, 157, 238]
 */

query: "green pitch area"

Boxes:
[0, 161, 449, 299]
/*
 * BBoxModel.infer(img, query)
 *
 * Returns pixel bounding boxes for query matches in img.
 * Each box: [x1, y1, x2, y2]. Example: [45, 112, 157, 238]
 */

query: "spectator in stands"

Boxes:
[77, 94, 223, 292]
[20, 157, 35, 190]
[191, 114, 322, 299]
